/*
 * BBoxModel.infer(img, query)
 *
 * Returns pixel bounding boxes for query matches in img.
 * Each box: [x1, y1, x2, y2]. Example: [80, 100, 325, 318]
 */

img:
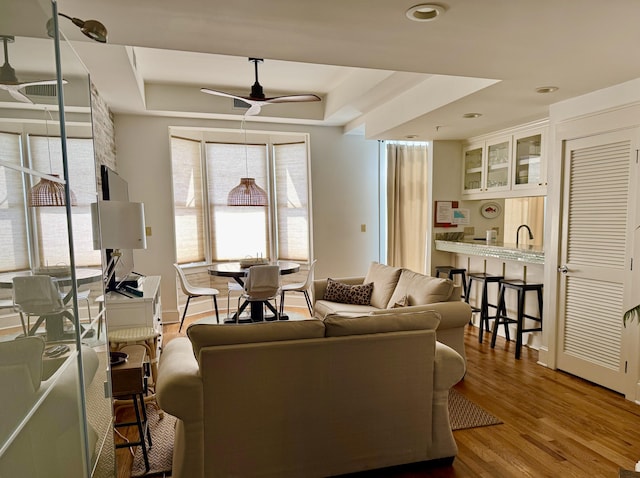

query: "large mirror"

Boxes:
[0, 1, 113, 476]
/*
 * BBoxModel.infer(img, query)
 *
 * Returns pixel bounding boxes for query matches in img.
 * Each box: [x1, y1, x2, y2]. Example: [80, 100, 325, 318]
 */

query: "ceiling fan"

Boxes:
[0, 35, 63, 104]
[201, 57, 321, 116]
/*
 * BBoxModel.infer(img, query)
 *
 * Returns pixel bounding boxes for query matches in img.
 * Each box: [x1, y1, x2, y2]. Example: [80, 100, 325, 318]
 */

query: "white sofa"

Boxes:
[157, 310, 466, 478]
[313, 262, 472, 362]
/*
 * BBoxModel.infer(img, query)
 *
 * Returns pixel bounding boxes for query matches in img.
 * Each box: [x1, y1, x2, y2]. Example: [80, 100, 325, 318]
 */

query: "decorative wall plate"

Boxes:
[480, 202, 502, 219]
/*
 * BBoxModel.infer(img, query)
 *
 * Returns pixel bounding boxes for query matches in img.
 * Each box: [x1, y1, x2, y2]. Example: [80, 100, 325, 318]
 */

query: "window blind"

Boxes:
[274, 142, 309, 262]
[171, 137, 206, 263]
[29, 135, 100, 267]
[0, 132, 29, 272]
[205, 142, 270, 260]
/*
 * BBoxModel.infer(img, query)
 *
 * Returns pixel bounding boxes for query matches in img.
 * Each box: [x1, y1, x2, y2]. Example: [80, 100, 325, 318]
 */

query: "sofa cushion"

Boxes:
[313, 300, 379, 319]
[324, 310, 441, 337]
[364, 262, 402, 309]
[387, 269, 454, 307]
[187, 320, 326, 360]
[323, 278, 374, 305]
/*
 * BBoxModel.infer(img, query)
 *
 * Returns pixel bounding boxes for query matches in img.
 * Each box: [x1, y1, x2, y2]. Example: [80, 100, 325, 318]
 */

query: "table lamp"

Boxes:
[90, 201, 147, 292]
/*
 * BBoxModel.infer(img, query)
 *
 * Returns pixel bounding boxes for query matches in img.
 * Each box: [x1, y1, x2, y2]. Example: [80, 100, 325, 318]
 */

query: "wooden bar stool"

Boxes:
[435, 266, 468, 299]
[465, 272, 504, 343]
[108, 326, 163, 417]
[491, 279, 543, 359]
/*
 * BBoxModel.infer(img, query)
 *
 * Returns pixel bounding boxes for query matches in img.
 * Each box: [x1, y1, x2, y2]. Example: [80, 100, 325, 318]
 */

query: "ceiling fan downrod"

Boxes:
[249, 58, 265, 99]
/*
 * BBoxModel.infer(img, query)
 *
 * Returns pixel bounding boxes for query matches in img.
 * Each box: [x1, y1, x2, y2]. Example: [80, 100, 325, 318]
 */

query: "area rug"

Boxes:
[131, 406, 176, 477]
[448, 388, 503, 431]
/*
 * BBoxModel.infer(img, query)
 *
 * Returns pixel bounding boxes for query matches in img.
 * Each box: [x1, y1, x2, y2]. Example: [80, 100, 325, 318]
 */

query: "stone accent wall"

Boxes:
[90, 82, 116, 197]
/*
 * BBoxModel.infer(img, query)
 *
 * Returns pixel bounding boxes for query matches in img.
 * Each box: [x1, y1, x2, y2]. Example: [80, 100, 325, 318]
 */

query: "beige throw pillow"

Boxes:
[387, 269, 454, 307]
[363, 262, 402, 308]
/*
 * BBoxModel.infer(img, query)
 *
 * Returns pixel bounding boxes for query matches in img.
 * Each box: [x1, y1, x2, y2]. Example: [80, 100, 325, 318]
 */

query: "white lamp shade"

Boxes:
[91, 201, 147, 250]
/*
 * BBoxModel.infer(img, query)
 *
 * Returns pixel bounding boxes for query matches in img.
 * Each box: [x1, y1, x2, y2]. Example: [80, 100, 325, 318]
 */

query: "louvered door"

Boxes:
[557, 129, 637, 393]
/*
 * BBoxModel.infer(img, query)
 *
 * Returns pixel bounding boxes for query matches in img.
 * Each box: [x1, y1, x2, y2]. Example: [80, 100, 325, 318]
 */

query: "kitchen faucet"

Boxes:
[516, 224, 534, 247]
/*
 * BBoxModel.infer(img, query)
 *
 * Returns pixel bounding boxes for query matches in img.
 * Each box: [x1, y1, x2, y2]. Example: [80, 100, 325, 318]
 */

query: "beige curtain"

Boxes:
[386, 142, 428, 273]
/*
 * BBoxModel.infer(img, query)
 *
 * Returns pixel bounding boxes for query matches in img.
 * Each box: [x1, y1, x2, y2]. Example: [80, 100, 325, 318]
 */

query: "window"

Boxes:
[170, 130, 311, 265]
[0, 131, 99, 273]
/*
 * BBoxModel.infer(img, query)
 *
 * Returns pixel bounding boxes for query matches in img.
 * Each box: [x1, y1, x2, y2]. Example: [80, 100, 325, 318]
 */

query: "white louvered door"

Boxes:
[557, 128, 637, 393]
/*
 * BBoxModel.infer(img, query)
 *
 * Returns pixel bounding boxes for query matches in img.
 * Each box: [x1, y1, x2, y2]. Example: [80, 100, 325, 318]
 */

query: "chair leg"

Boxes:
[279, 290, 286, 315]
[213, 295, 220, 324]
[303, 290, 313, 315]
[18, 312, 27, 337]
[179, 296, 192, 332]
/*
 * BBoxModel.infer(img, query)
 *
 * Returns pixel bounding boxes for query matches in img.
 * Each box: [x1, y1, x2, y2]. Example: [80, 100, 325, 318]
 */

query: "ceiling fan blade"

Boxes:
[6, 86, 33, 103]
[200, 88, 248, 102]
[264, 94, 321, 104]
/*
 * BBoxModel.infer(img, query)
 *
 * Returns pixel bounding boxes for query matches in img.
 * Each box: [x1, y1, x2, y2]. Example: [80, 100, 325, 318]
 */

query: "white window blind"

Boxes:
[171, 137, 206, 263]
[274, 142, 309, 262]
[0, 132, 29, 272]
[29, 135, 100, 267]
[205, 142, 270, 260]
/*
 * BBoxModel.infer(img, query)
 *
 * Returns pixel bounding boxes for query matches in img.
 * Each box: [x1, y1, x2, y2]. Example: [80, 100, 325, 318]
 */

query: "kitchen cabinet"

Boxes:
[462, 125, 547, 199]
[462, 136, 512, 196]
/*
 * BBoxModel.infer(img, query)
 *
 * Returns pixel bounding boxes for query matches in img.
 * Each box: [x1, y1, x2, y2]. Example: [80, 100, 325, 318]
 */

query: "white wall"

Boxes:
[113, 115, 380, 321]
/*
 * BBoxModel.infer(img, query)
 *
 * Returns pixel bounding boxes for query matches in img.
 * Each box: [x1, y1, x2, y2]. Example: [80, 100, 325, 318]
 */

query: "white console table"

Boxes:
[105, 275, 162, 353]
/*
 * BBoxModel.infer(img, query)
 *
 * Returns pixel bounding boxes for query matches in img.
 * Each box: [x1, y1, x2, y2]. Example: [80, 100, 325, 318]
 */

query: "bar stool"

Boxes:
[435, 266, 468, 299]
[108, 326, 163, 417]
[491, 279, 543, 359]
[465, 272, 504, 343]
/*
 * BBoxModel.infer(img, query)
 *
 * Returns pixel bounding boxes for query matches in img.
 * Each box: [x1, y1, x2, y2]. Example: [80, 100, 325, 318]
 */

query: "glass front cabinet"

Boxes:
[462, 125, 547, 199]
[0, 1, 114, 477]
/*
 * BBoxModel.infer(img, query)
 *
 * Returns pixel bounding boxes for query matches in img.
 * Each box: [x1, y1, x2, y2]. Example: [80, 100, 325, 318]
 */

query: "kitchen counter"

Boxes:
[435, 239, 544, 264]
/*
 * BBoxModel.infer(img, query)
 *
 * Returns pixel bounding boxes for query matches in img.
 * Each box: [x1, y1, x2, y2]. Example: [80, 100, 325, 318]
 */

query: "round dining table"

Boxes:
[208, 261, 300, 322]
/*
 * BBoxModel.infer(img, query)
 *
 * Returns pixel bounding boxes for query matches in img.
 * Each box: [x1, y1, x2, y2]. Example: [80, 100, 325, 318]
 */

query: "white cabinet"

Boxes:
[104, 275, 163, 352]
[462, 125, 547, 199]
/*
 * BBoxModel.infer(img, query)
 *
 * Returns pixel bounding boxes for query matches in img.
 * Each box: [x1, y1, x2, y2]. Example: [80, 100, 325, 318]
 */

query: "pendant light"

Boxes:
[28, 120, 77, 207]
[28, 173, 77, 207]
[227, 119, 268, 206]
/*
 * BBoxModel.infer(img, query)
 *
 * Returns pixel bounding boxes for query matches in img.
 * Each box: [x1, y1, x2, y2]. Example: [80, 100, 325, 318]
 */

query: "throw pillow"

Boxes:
[363, 262, 402, 308]
[323, 278, 374, 305]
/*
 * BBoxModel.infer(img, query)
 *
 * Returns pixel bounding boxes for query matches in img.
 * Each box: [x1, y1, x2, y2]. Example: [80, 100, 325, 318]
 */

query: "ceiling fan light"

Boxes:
[28, 174, 78, 207]
[227, 178, 268, 207]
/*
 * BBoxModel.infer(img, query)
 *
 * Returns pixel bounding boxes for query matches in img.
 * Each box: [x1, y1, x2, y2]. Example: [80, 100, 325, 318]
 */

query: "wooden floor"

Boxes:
[116, 314, 640, 478]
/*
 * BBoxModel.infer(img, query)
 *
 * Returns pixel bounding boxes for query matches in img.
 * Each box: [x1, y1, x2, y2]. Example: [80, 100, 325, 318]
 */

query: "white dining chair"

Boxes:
[279, 259, 317, 316]
[174, 263, 220, 331]
[236, 265, 280, 322]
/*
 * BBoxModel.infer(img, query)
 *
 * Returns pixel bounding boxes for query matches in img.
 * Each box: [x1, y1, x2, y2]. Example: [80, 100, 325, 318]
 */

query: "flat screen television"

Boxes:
[100, 165, 136, 291]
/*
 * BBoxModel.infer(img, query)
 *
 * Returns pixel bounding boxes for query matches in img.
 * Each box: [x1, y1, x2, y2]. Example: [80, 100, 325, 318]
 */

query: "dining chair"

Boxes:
[0, 298, 26, 336]
[12, 275, 69, 337]
[236, 265, 280, 322]
[174, 263, 220, 332]
[227, 281, 244, 320]
[279, 259, 317, 316]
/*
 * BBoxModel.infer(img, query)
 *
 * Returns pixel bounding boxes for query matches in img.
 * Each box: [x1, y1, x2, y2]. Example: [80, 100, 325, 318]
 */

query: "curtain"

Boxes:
[386, 142, 428, 273]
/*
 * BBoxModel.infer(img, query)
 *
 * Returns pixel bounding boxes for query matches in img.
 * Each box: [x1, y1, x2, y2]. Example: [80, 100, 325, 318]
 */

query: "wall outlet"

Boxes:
[463, 226, 475, 236]
[361, 224, 366, 233]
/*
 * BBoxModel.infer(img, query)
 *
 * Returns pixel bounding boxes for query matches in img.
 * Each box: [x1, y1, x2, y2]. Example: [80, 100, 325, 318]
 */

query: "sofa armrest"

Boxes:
[312, 276, 365, 304]
[156, 337, 203, 422]
[433, 342, 465, 391]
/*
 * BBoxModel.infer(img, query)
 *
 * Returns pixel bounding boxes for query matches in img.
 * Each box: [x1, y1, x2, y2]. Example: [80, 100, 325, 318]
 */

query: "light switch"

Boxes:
[145, 226, 152, 236]
[361, 224, 366, 232]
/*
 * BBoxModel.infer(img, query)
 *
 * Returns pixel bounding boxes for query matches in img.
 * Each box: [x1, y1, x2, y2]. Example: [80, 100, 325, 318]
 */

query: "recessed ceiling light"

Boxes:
[536, 86, 559, 94]
[405, 4, 445, 22]
[463, 113, 482, 119]
[405, 134, 419, 139]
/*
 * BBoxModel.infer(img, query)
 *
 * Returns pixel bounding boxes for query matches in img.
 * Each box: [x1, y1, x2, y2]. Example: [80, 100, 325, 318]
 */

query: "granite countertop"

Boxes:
[434, 239, 545, 264]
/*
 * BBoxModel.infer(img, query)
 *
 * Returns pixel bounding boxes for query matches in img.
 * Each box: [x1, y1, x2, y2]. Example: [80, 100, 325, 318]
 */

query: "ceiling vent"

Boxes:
[23, 83, 58, 97]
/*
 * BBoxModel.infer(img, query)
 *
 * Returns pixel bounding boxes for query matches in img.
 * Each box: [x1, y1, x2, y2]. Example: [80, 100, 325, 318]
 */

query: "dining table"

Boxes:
[208, 261, 300, 322]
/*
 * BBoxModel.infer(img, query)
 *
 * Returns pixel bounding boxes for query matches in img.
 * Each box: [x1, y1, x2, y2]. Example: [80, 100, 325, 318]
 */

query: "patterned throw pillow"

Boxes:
[323, 278, 374, 305]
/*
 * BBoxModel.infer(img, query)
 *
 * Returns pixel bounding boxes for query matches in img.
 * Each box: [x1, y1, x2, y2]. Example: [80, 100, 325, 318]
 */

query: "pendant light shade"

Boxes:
[227, 177, 268, 206]
[28, 174, 77, 207]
